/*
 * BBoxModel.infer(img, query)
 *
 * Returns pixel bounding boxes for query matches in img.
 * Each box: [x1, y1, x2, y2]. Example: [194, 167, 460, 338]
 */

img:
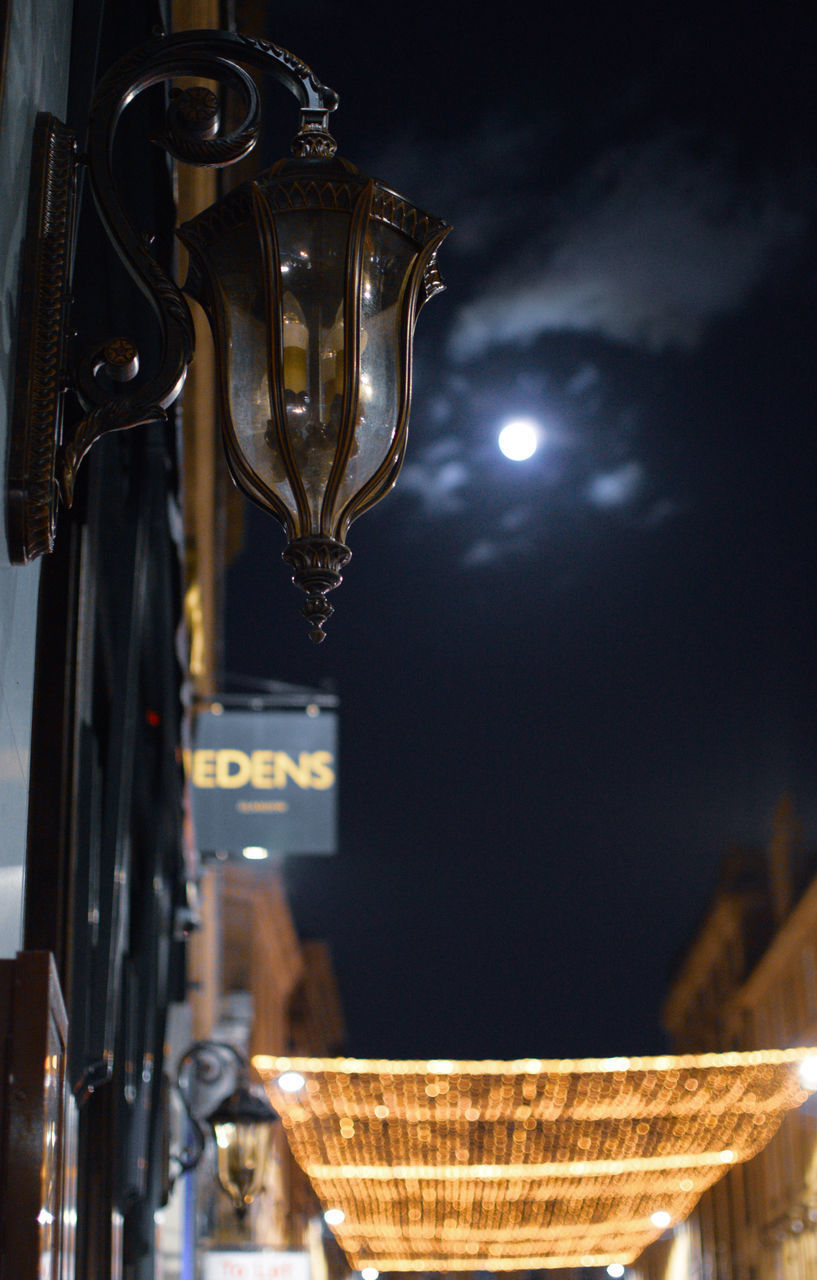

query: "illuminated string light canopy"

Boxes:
[277, 1070, 307, 1093]
[254, 1050, 817, 1272]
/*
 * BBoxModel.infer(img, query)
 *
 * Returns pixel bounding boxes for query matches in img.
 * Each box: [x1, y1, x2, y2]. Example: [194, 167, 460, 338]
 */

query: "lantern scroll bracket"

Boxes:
[7, 29, 339, 563]
[173, 1039, 278, 1220]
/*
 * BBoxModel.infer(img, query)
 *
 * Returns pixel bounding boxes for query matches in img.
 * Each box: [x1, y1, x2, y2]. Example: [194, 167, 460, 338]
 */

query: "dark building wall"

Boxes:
[0, 0, 73, 959]
[2, 4, 189, 1278]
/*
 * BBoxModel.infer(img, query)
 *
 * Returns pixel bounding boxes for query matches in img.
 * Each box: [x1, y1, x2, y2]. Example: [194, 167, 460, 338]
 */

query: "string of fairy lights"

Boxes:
[254, 1050, 817, 1273]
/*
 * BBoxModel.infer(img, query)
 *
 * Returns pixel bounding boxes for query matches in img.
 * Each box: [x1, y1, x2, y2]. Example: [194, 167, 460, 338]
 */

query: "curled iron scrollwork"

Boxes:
[10, 29, 340, 559]
[173, 1040, 245, 1176]
[67, 28, 339, 508]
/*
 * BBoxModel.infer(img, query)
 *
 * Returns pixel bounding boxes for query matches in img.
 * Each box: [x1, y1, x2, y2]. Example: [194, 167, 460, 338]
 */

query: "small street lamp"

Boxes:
[175, 1040, 278, 1220]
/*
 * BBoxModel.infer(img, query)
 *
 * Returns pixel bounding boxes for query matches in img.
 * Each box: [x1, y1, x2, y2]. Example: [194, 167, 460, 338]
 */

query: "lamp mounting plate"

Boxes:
[7, 113, 78, 563]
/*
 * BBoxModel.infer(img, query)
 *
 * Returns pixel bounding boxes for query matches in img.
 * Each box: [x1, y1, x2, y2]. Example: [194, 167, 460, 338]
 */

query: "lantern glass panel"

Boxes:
[332, 221, 417, 513]
[213, 1117, 273, 1211]
[271, 208, 351, 517]
[203, 224, 297, 515]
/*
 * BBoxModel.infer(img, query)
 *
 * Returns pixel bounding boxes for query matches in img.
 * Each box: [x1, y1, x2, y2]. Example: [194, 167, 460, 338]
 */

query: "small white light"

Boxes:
[607, 1266, 625, 1279]
[798, 1056, 817, 1091]
[427, 1059, 455, 1073]
[242, 846, 269, 860]
[651, 1210, 672, 1230]
[498, 418, 540, 461]
[324, 1208, 345, 1226]
[361, 1269, 380, 1280]
[719, 1148, 735, 1163]
[277, 1070, 306, 1093]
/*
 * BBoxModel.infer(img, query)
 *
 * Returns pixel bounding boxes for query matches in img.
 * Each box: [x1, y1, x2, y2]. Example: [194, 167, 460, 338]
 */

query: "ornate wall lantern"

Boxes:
[175, 1040, 278, 1220]
[7, 29, 449, 639]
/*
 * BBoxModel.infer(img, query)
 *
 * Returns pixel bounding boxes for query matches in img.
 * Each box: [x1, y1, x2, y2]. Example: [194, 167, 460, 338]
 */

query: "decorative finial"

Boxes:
[283, 535, 351, 643]
[302, 592, 332, 643]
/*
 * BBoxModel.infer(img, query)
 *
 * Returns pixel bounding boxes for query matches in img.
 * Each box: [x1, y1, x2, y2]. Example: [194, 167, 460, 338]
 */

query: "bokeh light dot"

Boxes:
[798, 1056, 817, 1091]
[277, 1070, 306, 1093]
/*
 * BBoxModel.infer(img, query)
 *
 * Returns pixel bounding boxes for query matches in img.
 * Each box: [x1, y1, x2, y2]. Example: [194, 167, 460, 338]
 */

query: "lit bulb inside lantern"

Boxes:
[282, 297, 308, 393]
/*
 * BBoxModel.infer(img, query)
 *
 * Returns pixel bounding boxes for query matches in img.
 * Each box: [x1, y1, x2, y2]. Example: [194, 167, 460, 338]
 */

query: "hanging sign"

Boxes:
[190, 709, 337, 854]
[201, 1252, 311, 1280]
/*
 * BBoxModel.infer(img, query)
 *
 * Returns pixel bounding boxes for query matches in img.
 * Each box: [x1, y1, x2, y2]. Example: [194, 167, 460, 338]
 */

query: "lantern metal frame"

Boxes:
[7, 27, 448, 637]
[178, 156, 449, 638]
[174, 1039, 278, 1219]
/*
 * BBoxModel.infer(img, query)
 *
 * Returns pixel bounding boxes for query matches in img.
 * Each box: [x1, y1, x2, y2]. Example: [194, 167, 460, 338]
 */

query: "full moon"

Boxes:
[498, 418, 540, 461]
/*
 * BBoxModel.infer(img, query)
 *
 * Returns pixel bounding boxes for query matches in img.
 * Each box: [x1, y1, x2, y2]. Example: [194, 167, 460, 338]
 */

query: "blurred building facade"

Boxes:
[633, 796, 817, 1280]
[160, 859, 345, 1279]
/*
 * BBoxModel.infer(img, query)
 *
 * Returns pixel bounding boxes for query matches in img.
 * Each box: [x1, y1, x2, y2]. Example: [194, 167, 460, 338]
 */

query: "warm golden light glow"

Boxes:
[798, 1055, 817, 1091]
[254, 1050, 817, 1271]
[278, 1070, 306, 1093]
[212, 1118, 273, 1215]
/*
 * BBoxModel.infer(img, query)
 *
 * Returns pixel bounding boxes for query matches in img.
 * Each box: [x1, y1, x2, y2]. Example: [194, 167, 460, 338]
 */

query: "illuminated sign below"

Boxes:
[191, 708, 337, 855]
[201, 1251, 310, 1280]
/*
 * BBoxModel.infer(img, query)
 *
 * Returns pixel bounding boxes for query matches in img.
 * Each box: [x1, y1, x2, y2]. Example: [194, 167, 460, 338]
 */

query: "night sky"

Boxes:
[224, 1, 817, 1059]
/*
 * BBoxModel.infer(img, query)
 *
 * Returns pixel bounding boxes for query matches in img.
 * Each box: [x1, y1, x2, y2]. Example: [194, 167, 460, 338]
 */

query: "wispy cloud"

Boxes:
[399, 438, 471, 515]
[381, 116, 800, 558]
[364, 114, 552, 261]
[586, 461, 645, 509]
[447, 135, 809, 362]
[584, 461, 682, 528]
[640, 497, 682, 528]
[462, 519, 531, 570]
[462, 538, 503, 568]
